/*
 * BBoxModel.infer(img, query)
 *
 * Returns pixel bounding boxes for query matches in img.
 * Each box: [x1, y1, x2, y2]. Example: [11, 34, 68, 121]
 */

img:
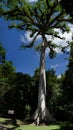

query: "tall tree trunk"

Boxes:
[32, 44, 55, 124]
[38, 45, 46, 122]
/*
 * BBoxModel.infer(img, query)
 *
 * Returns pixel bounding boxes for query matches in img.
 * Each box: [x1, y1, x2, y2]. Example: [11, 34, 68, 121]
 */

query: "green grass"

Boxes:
[0, 118, 60, 130]
[0, 118, 73, 130]
[0, 117, 8, 122]
[0, 117, 24, 128]
[15, 124, 60, 130]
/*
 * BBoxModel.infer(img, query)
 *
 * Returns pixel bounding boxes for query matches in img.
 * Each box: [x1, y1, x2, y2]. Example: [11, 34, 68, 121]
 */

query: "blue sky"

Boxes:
[0, 16, 72, 76]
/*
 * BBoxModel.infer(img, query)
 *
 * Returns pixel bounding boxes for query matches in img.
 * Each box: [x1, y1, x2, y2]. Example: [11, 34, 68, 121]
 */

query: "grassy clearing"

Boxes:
[15, 123, 73, 130]
[0, 118, 8, 122]
[0, 118, 60, 130]
[0, 118, 73, 130]
[14, 124, 60, 130]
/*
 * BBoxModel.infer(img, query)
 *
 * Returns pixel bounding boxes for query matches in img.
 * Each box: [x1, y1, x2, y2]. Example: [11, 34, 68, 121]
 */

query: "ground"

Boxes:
[0, 118, 73, 130]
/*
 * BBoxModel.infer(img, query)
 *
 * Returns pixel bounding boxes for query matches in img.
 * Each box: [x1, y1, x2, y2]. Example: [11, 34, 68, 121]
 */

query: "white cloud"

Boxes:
[46, 24, 73, 54]
[45, 24, 73, 54]
[20, 31, 33, 43]
[45, 47, 50, 55]
[20, 31, 41, 44]
[57, 74, 61, 78]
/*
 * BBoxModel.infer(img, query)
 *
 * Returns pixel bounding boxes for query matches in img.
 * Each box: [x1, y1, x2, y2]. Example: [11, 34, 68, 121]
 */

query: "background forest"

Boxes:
[0, 42, 73, 122]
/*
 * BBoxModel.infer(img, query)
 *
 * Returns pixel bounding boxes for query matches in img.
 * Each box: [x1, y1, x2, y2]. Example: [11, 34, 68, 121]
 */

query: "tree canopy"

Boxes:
[0, 0, 73, 55]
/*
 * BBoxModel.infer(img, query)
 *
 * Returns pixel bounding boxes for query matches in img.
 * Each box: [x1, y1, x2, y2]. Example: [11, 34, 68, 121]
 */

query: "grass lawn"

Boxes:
[15, 124, 60, 130]
[0, 118, 73, 130]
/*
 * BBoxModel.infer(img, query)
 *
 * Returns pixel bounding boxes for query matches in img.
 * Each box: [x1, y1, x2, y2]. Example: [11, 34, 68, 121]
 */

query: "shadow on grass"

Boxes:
[59, 122, 73, 130]
[0, 118, 19, 126]
[0, 118, 19, 130]
[0, 125, 19, 130]
[47, 122, 73, 130]
[53, 122, 73, 130]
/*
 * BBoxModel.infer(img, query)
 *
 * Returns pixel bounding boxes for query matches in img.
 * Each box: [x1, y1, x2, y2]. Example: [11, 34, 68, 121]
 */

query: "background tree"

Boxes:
[0, 43, 16, 117]
[62, 42, 73, 103]
[46, 69, 62, 120]
[0, 0, 73, 123]
[61, 42, 73, 121]
[14, 72, 32, 119]
[0, 43, 15, 97]
[0, 42, 6, 64]
[0, 60, 16, 117]
[30, 69, 39, 115]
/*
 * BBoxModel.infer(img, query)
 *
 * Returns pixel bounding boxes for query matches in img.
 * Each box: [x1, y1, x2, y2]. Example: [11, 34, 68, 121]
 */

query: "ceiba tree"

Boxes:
[0, 0, 73, 123]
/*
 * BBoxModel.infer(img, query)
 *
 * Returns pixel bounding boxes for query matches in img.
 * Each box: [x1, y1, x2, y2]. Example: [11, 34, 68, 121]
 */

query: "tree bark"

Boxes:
[38, 45, 46, 122]
[32, 43, 55, 124]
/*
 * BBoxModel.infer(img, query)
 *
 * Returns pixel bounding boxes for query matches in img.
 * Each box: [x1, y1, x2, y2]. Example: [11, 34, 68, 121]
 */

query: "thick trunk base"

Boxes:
[32, 108, 56, 125]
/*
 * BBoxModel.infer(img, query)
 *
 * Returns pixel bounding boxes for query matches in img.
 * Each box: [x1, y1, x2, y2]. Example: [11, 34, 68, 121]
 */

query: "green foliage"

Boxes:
[46, 69, 62, 116]
[68, 42, 73, 69]
[62, 42, 73, 104]
[49, 49, 57, 59]
[0, 44, 16, 117]
[0, 61, 16, 93]
[0, 65, 73, 121]
[58, 42, 73, 121]
[0, 61, 15, 93]
[0, 43, 15, 97]
[0, 42, 6, 63]
[25, 104, 31, 119]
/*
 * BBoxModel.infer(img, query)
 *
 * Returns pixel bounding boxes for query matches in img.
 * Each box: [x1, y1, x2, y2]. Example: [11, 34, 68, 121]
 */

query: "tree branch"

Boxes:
[2, 7, 37, 27]
[53, 34, 65, 40]
[58, 18, 73, 23]
[46, 0, 50, 9]
[48, 12, 63, 27]
[45, 1, 58, 27]
[45, 32, 65, 40]
[21, 32, 39, 48]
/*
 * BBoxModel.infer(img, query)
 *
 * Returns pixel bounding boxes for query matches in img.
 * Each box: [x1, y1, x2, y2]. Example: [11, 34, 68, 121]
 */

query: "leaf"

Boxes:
[35, 43, 42, 52]
[49, 48, 57, 59]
